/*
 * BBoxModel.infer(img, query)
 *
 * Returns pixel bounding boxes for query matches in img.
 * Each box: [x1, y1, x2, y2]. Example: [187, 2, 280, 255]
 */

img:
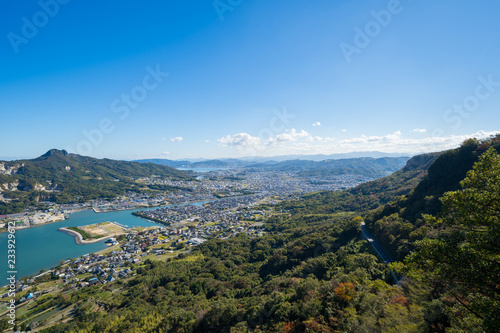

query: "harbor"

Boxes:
[0, 202, 205, 284]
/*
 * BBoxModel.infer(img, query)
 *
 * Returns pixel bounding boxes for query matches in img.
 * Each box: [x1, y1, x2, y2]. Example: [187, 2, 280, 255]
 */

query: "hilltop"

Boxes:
[0, 149, 194, 214]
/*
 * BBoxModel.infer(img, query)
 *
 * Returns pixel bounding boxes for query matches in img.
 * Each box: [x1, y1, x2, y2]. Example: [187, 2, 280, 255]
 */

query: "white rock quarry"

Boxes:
[0, 163, 22, 175]
[0, 193, 12, 203]
[34, 183, 47, 191]
[0, 180, 20, 192]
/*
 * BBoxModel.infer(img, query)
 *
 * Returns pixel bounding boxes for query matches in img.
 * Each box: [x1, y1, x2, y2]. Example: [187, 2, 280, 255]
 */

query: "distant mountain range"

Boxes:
[0, 149, 411, 215]
[133, 158, 248, 169]
[194, 151, 411, 162]
[134, 151, 410, 167]
[246, 157, 410, 179]
[135, 155, 411, 179]
[0, 149, 194, 214]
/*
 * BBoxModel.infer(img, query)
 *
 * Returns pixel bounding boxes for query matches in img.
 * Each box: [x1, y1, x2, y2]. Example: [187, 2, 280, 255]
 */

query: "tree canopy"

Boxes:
[404, 147, 500, 332]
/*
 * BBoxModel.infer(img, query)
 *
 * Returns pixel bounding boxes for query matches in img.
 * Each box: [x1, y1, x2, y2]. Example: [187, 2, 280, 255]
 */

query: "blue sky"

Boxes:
[1, 0, 499, 160]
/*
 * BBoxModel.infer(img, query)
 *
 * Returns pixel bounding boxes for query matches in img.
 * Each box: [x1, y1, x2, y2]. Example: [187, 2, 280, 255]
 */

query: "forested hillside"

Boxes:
[364, 136, 500, 260]
[402, 146, 500, 332]
[40, 214, 428, 333]
[0, 149, 194, 214]
[274, 152, 439, 216]
[3, 137, 498, 332]
[247, 157, 410, 179]
[36, 140, 500, 332]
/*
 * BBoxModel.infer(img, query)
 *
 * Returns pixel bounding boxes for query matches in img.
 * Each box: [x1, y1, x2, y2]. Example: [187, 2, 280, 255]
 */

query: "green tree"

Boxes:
[404, 147, 500, 331]
[0, 319, 9, 331]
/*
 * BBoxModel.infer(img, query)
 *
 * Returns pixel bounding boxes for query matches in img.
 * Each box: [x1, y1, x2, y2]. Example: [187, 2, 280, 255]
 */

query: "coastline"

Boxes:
[59, 226, 126, 245]
[0, 199, 215, 233]
[131, 212, 170, 225]
[0, 208, 87, 234]
[0, 199, 213, 284]
[92, 203, 167, 213]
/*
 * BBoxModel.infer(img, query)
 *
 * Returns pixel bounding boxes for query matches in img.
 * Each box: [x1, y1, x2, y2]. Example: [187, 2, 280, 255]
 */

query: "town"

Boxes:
[1, 168, 370, 231]
[0, 217, 268, 330]
[0, 167, 373, 327]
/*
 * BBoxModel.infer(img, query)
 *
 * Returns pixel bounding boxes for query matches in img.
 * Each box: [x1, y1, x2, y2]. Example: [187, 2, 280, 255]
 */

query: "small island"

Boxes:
[59, 221, 128, 245]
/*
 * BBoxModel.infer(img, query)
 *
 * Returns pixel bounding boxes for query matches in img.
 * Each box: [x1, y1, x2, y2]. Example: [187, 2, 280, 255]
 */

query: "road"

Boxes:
[360, 222, 400, 283]
[360, 222, 394, 264]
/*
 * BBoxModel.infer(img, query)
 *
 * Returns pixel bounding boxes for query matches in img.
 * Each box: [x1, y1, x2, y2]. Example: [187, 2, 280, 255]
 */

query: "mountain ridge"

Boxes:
[364, 136, 500, 260]
[0, 149, 194, 214]
[134, 151, 411, 165]
[136, 156, 411, 179]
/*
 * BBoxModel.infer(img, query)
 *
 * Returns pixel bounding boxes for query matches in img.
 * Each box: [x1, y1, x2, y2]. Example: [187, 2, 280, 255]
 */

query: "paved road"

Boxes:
[360, 222, 394, 264]
[360, 222, 400, 283]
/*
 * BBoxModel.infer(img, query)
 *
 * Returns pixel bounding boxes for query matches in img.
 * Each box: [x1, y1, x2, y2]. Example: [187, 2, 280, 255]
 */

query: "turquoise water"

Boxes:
[0, 201, 208, 285]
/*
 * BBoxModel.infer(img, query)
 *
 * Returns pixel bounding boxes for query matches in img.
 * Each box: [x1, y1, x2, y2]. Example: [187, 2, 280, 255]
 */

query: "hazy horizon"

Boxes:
[0, 149, 412, 162]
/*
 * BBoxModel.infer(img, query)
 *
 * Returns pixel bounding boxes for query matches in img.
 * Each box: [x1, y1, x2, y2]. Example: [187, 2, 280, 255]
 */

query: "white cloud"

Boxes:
[161, 151, 170, 156]
[267, 129, 335, 145]
[310, 135, 335, 142]
[312, 122, 321, 127]
[162, 137, 166, 141]
[204, 139, 210, 143]
[270, 129, 311, 144]
[217, 129, 500, 157]
[217, 133, 261, 148]
[170, 137, 183, 143]
[340, 131, 402, 144]
[336, 130, 498, 154]
[341, 129, 347, 132]
[412, 128, 427, 133]
[218, 129, 335, 152]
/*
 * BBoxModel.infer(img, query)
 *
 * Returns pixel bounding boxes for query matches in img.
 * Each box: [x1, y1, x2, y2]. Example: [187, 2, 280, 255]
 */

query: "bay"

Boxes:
[0, 201, 209, 285]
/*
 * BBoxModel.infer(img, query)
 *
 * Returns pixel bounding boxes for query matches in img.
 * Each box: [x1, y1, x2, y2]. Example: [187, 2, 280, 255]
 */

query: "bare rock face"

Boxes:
[34, 183, 47, 191]
[0, 180, 20, 192]
[0, 179, 46, 192]
[0, 163, 21, 175]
